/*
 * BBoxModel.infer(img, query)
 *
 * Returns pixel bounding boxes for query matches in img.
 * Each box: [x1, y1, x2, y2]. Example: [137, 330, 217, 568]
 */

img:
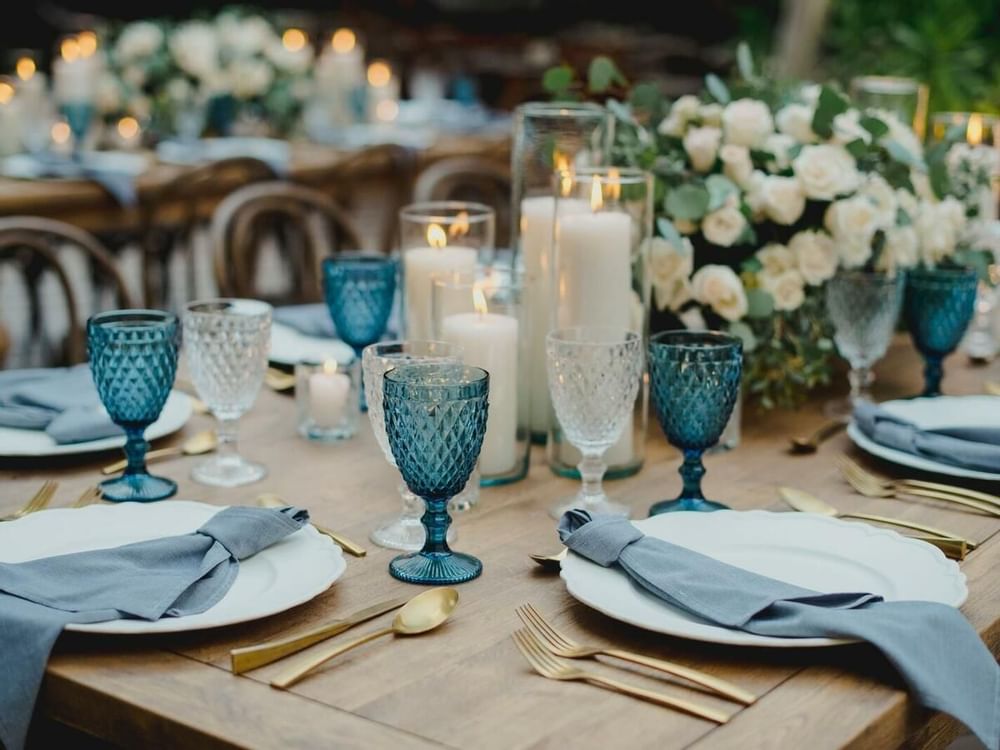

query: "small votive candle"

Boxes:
[295, 357, 360, 442]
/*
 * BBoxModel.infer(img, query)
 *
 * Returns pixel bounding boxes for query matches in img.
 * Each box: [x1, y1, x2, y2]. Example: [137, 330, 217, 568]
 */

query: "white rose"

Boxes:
[789, 230, 838, 285]
[831, 109, 870, 145]
[764, 133, 797, 171]
[878, 226, 919, 273]
[760, 175, 806, 225]
[647, 236, 694, 311]
[657, 113, 685, 137]
[170, 22, 219, 79]
[799, 84, 821, 107]
[910, 170, 935, 201]
[121, 65, 147, 88]
[165, 77, 193, 102]
[743, 170, 768, 221]
[719, 144, 753, 187]
[757, 243, 797, 275]
[793, 144, 862, 200]
[861, 174, 898, 227]
[775, 103, 817, 143]
[231, 16, 276, 56]
[872, 109, 923, 165]
[266, 40, 313, 73]
[692, 264, 749, 322]
[128, 95, 151, 120]
[699, 103, 723, 126]
[115, 21, 163, 62]
[895, 188, 919, 220]
[722, 98, 774, 148]
[230, 58, 274, 99]
[672, 95, 702, 122]
[916, 201, 960, 265]
[701, 205, 747, 247]
[95, 73, 122, 114]
[825, 196, 882, 267]
[683, 126, 722, 173]
[760, 269, 806, 311]
[938, 196, 967, 234]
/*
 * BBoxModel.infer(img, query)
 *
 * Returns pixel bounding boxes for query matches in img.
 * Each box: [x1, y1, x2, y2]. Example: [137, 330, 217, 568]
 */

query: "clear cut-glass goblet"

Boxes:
[87, 309, 179, 502]
[648, 331, 742, 515]
[383, 363, 488, 585]
[362, 340, 462, 550]
[183, 299, 271, 487]
[824, 270, 904, 418]
[546, 327, 643, 520]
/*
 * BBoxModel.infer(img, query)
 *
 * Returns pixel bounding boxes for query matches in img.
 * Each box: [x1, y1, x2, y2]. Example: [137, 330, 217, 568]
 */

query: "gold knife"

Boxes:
[230, 596, 409, 674]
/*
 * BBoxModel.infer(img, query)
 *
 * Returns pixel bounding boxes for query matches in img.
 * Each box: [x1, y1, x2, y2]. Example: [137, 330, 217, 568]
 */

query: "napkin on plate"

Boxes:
[0, 505, 308, 750]
[273, 304, 337, 339]
[0, 365, 122, 444]
[854, 400, 1000, 473]
[8, 153, 141, 206]
[559, 510, 1000, 750]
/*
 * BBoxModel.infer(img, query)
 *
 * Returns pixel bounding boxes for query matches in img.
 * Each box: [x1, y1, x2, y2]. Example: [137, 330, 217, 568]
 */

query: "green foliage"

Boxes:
[588, 56, 628, 94]
[810, 85, 849, 138]
[542, 65, 575, 99]
[664, 182, 711, 221]
[704, 74, 732, 104]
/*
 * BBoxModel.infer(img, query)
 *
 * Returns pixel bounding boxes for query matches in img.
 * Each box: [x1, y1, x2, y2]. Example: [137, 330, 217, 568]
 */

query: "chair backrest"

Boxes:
[0, 216, 134, 368]
[413, 157, 512, 248]
[210, 181, 364, 303]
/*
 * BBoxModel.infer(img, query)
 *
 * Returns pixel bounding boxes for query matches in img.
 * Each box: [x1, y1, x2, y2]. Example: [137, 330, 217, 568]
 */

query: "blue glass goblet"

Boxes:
[383, 363, 488, 584]
[87, 310, 180, 502]
[904, 267, 978, 397]
[322, 253, 397, 410]
[60, 101, 94, 159]
[648, 331, 742, 515]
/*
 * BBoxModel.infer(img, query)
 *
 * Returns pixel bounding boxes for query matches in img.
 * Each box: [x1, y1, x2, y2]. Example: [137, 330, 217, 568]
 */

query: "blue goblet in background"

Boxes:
[904, 267, 978, 397]
[60, 101, 94, 159]
[648, 331, 742, 515]
[322, 253, 397, 410]
[87, 309, 179, 502]
[383, 363, 488, 584]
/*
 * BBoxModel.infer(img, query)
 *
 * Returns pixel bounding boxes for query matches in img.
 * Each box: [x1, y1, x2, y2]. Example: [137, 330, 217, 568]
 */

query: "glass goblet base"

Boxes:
[549, 495, 630, 520]
[649, 497, 729, 515]
[369, 514, 456, 551]
[192, 454, 267, 488]
[389, 550, 482, 585]
[99, 473, 177, 503]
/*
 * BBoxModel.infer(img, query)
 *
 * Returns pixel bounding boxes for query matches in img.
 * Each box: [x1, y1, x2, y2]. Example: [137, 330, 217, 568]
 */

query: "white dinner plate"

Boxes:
[847, 395, 1000, 481]
[0, 390, 192, 458]
[269, 322, 354, 366]
[560, 510, 967, 648]
[0, 500, 345, 634]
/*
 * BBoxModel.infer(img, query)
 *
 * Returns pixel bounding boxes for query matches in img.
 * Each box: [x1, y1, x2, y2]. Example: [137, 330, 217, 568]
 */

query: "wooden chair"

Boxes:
[210, 182, 363, 303]
[413, 156, 512, 248]
[0, 216, 134, 367]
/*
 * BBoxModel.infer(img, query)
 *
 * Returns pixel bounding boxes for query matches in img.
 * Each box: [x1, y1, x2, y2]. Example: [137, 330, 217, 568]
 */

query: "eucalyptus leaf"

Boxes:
[630, 82, 663, 115]
[542, 65, 574, 95]
[885, 139, 922, 168]
[656, 217, 684, 248]
[728, 320, 758, 352]
[845, 138, 868, 159]
[704, 74, 731, 105]
[705, 174, 739, 211]
[664, 182, 711, 221]
[953, 249, 994, 284]
[746, 288, 775, 319]
[588, 56, 626, 93]
[605, 98, 634, 124]
[736, 42, 755, 82]
[811, 85, 849, 138]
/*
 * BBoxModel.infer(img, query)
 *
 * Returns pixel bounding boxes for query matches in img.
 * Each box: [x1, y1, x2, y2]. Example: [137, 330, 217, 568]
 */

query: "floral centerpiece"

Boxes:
[545, 49, 993, 408]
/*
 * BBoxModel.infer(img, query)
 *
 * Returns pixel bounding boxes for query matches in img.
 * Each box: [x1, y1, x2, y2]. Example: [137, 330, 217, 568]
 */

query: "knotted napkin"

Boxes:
[0, 505, 308, 750]
[854, 400, 1000, 473]
[9, 153, 141, 205]
[0, 365, 120, 443]
[559, 510, 1000, 749]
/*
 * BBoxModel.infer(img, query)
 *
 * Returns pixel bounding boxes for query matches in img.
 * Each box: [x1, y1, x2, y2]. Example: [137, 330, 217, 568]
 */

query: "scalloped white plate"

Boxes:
[847, 396, 1000, 481]
[0, 500, 345, 634]
[560, 510, 967, 648]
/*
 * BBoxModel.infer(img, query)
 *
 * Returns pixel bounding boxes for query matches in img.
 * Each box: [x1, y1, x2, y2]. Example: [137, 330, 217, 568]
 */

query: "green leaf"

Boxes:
[542, 65, 574, 95]
[844, 138, 868, 159]
[736, 42, 755, 82]
[929, 158, 952, 199]
[656, 217, 684, 248]
[884, 139, 922, 168]
[953, 249, 994, 284]
[664, 182, 711, 221]
[896, 206, 913, 226]
[728, 320, 758, 352]
[629, 82, 663, 115]
[588, 56, 626, 93]
[859, 115, 889, 139]
[704, 74, 731, 104]
[811, 85, 849, 138]
[742, 257, 763, 274]
[705, 174, 739, 211]
[605, 98, 634, 124]
[745, 288, 775, 319]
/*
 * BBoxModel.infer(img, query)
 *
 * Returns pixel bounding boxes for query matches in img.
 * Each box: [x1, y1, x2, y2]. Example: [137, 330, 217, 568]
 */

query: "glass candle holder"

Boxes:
[511, 102, 613, 440]
[432, 267, 530, 485]
[930, 112, 1000, 147]
[548, 166, 653, 480]
[295, 356, 361, 441]
[849, 76, 929, 139]
[398, 201, 495, 341]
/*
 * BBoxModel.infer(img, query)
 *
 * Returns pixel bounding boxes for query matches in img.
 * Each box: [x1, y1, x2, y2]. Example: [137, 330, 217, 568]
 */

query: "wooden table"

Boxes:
[2, 339, 998, 750]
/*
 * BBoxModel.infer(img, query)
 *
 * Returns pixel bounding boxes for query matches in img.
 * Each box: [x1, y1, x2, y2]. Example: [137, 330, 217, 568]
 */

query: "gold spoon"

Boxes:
[265, 368, 296, 392]
[271, 587, 459, 689]
[101, 430, 217, 475]
[985, 381, 1000, 396]
[530, 548, 567, 571]
[789, 419, 846, 454]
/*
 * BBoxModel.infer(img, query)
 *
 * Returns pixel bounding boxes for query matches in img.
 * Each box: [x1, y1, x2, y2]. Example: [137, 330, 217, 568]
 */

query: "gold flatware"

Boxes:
[271, 587, 458, 689]
[256, 493, 367, 557]
[985, 381, 1000, 396]
[511, 629, 730, 724]
[72, 486, 102, 508]
[529, 548, 567, 571]
[841, 456, 1000, 513]
[230, 595, 409, 674]
[1, 480, 58, 521]
[173, 378, 209, 414]
[789, 420, 846, 454]
[905, 534, 969, 561]
[778, 486, 976, 551]
[265, 368, 296, 392]
[101, 430, 217, 476]
[516, 603, 755, 705]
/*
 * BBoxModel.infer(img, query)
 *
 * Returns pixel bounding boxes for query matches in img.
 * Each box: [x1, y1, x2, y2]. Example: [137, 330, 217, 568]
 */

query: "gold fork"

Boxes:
[72, 486, 102, 508]
[842, 456, 1000, 510]
[516, 603, 755, 705]
[511, 629, 730, 723]
[1, 480, 58, 521]
[841, 458, 1000, 517]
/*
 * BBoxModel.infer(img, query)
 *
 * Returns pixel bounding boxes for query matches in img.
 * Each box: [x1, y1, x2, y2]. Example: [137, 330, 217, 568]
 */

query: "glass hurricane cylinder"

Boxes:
[295, 355, 360, 442]
[547, 166, 652, 479]
[511, 102, 613, 440]
[398, 201, 494, 341]
[432, 268, 530, 485]
[849, 76, 929, 139]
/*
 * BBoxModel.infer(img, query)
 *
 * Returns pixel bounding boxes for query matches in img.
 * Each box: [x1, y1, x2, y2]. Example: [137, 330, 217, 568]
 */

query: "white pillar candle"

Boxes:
[442, 308, 519, 475]
[404, 244, 478, 340]
[309, 362, 351, 428]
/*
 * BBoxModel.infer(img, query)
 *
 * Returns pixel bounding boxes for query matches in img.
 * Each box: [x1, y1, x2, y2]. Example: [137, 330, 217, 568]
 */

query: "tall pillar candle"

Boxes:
[403, 245, 478, 339]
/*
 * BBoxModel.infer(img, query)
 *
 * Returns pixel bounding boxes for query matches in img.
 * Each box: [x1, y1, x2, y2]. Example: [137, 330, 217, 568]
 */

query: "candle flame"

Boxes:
[0, 83, 13, 105]
[375, 99, 398, 122]
[117, 116, 139, 139]
[590, 176, 604, 211]
[282, 28, 307, 52]
[448, 210, 470, 238]
[15, 57, 35, 82]
[968, 113, 984, 146]
[607, 168, 622, 201]
[554, 150, 573, 196]
[367, 60, 391, 87]
[322, 359, 339, 375]
[427, 223, 447, 248]
[77, 31, 98, 58]
[51, 121, 71, 144]
[473, 284, 488, 315]
[60, 38, 81, 62]
[331, 28, 356, 54]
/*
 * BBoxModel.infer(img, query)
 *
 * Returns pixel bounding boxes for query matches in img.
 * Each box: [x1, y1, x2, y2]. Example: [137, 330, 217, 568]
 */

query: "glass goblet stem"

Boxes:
[922, 355, 944, 397]
[679, 448, 707, 500]
[419, 496, 454, 556]
[576, 451, 608, 509]
[848, 366, 874, 405]
[122, 426, 150, 476]
[215, 416, 241, 462]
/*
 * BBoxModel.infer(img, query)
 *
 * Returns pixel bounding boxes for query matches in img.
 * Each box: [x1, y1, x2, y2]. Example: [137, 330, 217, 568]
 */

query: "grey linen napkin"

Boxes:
[854, 400, 1000, 473]
[0, 505, 308, 750]
[0, 365, 121, 443]
[273, 304, 337, 338]
[18, 153, 140, 206]
[559, 510, 1000, 749]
